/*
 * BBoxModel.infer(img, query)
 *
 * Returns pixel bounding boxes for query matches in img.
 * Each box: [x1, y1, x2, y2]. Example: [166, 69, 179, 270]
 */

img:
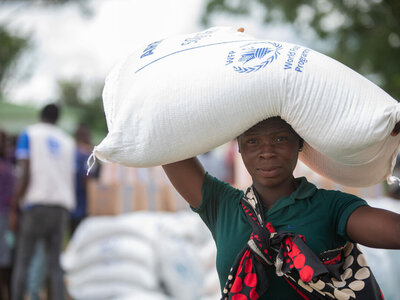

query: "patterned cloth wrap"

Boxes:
[221, 187, 384, 300]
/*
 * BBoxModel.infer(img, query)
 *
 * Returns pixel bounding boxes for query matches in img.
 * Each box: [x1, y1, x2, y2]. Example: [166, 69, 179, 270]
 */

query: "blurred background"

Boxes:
[0, 0, 399, 299]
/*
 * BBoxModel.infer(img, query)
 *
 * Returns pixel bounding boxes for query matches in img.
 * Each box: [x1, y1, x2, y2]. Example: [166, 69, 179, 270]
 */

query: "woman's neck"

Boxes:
[253, 177, 298, 210]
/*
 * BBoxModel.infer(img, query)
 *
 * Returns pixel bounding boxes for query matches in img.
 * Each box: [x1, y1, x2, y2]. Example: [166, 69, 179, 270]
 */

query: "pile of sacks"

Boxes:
[62, 206, 400, 299]
[61, 211, 220, 300]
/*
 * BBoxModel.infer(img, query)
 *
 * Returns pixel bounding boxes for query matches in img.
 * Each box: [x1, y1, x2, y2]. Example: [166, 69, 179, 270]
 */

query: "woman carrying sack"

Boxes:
[162, 116, 400, 300]
[90, 25, 400, 300]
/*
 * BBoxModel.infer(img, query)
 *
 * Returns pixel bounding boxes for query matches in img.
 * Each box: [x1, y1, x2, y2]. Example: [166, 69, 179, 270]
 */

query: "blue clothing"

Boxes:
[70, 149, 91, 220]
[15, 131, 29, 160]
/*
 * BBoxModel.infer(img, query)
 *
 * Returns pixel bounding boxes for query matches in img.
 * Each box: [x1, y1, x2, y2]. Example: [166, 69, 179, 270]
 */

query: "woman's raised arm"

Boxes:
[162, 157, 206, 209]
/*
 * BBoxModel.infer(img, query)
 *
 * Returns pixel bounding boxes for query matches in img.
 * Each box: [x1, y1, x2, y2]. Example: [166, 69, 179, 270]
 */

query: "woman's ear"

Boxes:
[298, 137, 304, 152]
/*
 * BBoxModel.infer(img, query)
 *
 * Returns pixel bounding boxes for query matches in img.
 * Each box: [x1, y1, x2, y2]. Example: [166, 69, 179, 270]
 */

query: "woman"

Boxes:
[162, 117, 400, 299]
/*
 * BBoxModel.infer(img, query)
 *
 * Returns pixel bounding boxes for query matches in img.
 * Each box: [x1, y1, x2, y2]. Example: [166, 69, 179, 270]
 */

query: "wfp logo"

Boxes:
[226, 42, 282, 73]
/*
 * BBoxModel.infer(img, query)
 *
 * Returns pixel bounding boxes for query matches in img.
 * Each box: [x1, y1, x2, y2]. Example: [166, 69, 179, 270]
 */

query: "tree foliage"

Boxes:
[202, 0, 400, 100]
[56, 79, 107, 143]
[0, 0, 92, 101]
[0, 27, 28, 100]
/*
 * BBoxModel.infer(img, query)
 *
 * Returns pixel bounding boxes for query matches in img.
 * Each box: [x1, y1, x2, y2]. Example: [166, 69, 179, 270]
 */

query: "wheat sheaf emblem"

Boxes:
[232, 42, 282, 74]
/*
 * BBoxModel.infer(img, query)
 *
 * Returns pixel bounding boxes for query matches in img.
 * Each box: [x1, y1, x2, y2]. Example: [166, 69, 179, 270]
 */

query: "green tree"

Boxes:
[0, 0, 92, 101]
[56, 79, 107, 143]
[202, 0, 400, 100]
[0, 27, 29, 100]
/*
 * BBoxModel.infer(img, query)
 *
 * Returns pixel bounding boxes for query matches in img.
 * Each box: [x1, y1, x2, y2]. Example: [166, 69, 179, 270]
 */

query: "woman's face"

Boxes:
[238, 117, 301, 189]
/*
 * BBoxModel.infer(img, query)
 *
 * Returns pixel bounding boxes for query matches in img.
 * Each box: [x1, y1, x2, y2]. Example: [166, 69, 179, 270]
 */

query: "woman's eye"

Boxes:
[247, 138, 257, 144]
[274, 137, 287, 142]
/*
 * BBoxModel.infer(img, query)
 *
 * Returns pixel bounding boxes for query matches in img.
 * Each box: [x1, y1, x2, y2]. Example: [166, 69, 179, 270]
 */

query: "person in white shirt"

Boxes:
[10, 104, 76, 300]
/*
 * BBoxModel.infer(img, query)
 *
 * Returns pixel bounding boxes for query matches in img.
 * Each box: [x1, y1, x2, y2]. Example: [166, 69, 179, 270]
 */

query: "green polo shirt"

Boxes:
[192, 173, 368, 300]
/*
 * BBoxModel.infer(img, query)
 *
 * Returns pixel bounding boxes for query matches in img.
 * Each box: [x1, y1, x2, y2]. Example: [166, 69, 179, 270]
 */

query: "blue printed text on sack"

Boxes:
[181, 30, 214, 46]
[226, 51, 236, 65]
[295, 49, 310, 73]
[284, 46, 300, 70]
[140, 40, 163, 59]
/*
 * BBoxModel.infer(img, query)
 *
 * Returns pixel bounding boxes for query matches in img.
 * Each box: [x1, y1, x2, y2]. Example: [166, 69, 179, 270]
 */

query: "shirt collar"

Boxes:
[291, 177, 317, 200]
[265, 177, 317, 215]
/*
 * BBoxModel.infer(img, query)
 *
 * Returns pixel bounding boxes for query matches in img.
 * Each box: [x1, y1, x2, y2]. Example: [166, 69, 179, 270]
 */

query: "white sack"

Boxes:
[64, 212, 160, 253]
[157, 211, 213, 245]
[119, 291, 172, 300]
[67, 284, 159, 300]
[201, 269, 220, 297]
[154, 212, 219, 299]
[65, 260, 158, 291]
[62, 236, 155, 272]
[94, 26, 400, 187]
[157, 235, 203, 300]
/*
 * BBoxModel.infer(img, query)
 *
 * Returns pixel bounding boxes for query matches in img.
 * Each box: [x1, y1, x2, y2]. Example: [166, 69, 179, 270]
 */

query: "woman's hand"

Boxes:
[391, 121, 400, 136]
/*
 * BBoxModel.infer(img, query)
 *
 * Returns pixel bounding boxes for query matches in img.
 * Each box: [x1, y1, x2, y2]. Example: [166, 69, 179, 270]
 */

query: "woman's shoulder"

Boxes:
[297, 176, 365, 203]
[203, 172, 244, 199]
[316, 187, 363, 200]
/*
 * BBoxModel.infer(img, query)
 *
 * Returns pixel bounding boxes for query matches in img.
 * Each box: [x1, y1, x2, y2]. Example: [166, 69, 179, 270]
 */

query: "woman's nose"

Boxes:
[259, 143, 276, 159]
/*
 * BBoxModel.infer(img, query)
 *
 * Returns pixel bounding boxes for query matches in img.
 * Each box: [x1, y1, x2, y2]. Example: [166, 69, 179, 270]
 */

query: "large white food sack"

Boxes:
[94, 26, 400, 187]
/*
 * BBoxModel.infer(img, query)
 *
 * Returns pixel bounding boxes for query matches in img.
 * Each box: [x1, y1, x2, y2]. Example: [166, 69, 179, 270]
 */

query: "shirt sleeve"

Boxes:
[15, 130, 29, 160]
[191, 172, 243, 236]
[330, 191, 369, 242]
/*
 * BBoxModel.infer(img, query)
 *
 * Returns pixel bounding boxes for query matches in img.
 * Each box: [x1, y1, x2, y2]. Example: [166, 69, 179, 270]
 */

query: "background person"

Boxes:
[9, 104, 76, 300]
[70, 123, 100, 235]
[0, 130, 15, 300]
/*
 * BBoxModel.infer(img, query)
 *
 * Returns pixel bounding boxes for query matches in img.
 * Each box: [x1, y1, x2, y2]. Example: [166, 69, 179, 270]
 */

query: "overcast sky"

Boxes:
[1, 0, 301, 106]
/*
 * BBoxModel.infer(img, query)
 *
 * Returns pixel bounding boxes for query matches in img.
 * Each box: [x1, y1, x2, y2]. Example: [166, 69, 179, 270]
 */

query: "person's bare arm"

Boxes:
[346, 205, 400, 249]
[162, 157, 206, 209]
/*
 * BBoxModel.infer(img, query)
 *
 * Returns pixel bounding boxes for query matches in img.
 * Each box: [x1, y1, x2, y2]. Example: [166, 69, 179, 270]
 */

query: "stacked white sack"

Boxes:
[156, 212, 220, 300]
[94, 26, 400, 187]
[62, 212, 161, 300]
[62, 211, 220, 300]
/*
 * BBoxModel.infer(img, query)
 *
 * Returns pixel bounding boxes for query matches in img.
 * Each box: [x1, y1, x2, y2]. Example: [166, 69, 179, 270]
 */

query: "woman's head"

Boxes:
[237, 117, 303, 189]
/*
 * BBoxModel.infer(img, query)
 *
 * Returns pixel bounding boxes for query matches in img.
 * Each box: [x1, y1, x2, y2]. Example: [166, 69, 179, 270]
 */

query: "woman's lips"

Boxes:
[257, 167, 281, 177]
